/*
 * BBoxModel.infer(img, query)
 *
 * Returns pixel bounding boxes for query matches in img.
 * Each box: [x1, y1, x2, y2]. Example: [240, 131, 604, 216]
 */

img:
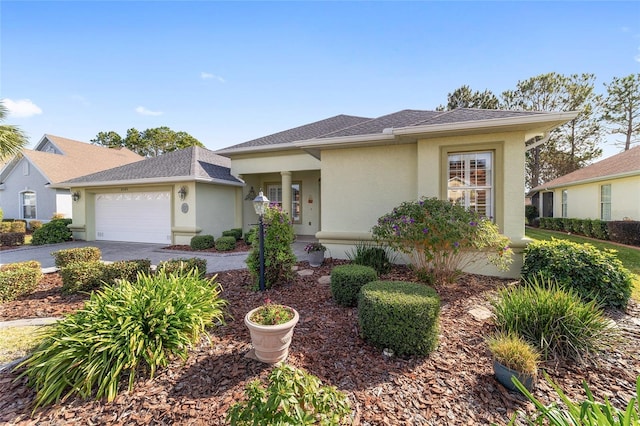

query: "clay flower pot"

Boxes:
[244, 306, 299, 364]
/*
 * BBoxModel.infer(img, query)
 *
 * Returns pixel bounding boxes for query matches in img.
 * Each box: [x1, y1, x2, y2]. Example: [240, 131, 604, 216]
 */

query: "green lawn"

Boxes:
[0, 325, 50, 364]
[525, 227, 640, 302]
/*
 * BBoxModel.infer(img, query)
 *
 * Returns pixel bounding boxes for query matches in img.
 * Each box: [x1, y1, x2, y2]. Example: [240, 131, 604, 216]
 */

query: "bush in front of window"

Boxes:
[10, 221, 26, 233]
[29, 220, 43, 232]
[31, 219, 72, 245]
[372, 197, 513, 284]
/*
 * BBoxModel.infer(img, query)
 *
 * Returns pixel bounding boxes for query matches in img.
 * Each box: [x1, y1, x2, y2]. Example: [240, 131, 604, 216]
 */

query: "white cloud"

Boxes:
[135, 106, 163, 116]
[200, 71, 225, 83]
[3, 98, 43, 117]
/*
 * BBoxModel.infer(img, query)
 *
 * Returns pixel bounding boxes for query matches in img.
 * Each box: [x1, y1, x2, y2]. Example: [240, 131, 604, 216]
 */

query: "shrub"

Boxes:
[51, 213, 66, 220]
[330, 264, 378, 307]
[491, 275, 618, 362]
[31, 219, 72, 245]
[581, 218, 594, 237]
[222, 228, 243, 241]
[52, 246, 101, 267]
[346, 241, 396, 275]
[0, 261, 42, 302]
[372, 197, 513, 284]
[107, 259, 152, 282]
[29, 220, 43, 232]
[190, 235, 215, 250]
[227, 364, 351, 425]
[157, 257, 207, 278]
[246, 207, 296, 290]
[358, 281, 440, 356]
[522, 239, 632, 309]
[525, 205, 538, 226]
[0, 207, 2, 221]
[0, 232, 25, 246]
[60, 261, 109, 293]
[10, 221, 26, 233]
[215, 236, 236, 251]
[19, 271, 227, 408]
[244, 227, 257, 246]
[608, 220, 640, 247]
[0, 222, 11, 233]
[591, 219, 609, 240]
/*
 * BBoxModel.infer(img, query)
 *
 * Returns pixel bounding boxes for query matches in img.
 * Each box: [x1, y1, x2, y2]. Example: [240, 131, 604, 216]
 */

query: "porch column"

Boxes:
[281, 171, 292, 217]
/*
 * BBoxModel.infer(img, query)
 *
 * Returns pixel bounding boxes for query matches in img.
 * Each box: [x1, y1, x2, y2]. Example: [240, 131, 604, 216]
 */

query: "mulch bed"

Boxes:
[1, 261, 639, 425]
[163, 241, 252, 254]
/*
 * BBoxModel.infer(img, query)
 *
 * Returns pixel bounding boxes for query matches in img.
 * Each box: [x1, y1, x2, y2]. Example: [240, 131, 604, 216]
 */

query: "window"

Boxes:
[21, 191, 36, 219]
[447, 151, 493, 217]
[266, 182, 302, 224]
[600, 184, 611, 221]
[561, 190, 568, 218]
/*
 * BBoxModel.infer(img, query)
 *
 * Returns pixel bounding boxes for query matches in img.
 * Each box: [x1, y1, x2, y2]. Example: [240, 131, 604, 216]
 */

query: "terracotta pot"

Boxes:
[244, 307, 299, 364]
[493, 360, 535, 393]
[308, 250, 325, 267]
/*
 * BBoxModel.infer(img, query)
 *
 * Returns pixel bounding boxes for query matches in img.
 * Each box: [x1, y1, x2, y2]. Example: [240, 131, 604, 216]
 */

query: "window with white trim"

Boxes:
[266, 182, 302, 224]
[21, 191, 36, 219]
[447, 151, 493, 218]
[600, 184, 611, 221]
[561, 190, 568, 218]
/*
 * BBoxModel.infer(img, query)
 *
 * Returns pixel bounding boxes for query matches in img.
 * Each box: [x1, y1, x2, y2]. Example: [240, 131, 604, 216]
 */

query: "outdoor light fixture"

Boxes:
[178, 186, 188, 201]
[244, 186, 256, 200]
[72, 191, 81, 202]
[253, 190, 270, 291]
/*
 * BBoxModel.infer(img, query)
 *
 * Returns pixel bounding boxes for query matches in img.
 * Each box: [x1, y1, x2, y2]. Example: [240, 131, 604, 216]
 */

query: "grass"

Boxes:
[0, 325, 50, 364]
[525, 227, 640, 302]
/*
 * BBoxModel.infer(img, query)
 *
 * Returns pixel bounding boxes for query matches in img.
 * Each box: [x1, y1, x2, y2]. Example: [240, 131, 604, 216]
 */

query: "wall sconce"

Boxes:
[244, 186, 256, 200]
[178, 186, 188, 201]
[308, 195, 313, 204]
[72, 191, 81, 202]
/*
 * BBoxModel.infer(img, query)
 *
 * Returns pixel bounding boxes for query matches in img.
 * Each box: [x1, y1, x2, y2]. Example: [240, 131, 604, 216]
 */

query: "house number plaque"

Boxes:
[181, 203, 189, 213]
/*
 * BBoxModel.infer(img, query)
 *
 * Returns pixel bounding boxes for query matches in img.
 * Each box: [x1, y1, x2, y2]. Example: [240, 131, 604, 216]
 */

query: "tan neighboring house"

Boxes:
[217, 108, 577, 278]
[0, 135, 142, 222]
[529, 145, 640, 221]
[56, 146, 243, 245]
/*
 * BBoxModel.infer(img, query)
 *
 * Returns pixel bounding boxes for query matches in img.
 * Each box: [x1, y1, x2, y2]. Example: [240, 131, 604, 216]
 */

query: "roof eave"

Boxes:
[295, 133, 396, 149]
[532, 170, 640, 192]
[216, 142, 300, 156]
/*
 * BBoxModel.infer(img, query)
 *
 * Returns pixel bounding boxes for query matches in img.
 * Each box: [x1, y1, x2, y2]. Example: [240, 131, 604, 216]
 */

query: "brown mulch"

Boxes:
[163, 241, 252, 254]
[1, 261, 639, 425]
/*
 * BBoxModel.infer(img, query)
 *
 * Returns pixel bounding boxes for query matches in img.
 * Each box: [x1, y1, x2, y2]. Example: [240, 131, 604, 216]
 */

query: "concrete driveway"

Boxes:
[0, 240, 312, 274]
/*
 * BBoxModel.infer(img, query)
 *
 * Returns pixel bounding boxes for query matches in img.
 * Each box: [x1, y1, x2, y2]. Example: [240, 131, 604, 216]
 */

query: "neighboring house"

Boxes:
[529, 145, 640, 222]
[0, 135, 142, 222]
[217, 108, 577, 278]
[56, 146, 243, 244]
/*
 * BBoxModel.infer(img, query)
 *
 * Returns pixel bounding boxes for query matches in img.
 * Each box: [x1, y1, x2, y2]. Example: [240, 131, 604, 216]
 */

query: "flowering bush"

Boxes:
[304, 242, 326, 253]
[249, 298, 295, 325]
[372, 197, 513, 283]
[246, 206, 297, 290]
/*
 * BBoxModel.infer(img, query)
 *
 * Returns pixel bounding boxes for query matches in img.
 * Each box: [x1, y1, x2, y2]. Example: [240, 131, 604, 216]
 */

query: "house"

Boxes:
[0, 135, 142, 222]
[217, 108, 577, 278]
[529, 145, 640, 221]
[56, 146, 243, 244]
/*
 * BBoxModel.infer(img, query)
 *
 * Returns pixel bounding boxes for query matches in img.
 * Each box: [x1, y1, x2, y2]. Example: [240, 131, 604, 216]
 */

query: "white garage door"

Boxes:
[95, 192, 171, 244]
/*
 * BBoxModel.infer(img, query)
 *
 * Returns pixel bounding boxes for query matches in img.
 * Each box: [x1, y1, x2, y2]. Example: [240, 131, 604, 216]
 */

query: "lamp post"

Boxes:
[253, 190, 270, 291]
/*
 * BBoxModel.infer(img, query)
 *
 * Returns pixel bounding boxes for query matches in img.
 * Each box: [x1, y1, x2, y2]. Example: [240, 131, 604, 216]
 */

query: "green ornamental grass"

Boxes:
[19, 270, 227, 409]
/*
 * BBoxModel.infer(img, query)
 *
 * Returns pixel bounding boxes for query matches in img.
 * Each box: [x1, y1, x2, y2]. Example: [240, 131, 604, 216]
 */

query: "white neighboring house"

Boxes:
[0, 135, 142, 223]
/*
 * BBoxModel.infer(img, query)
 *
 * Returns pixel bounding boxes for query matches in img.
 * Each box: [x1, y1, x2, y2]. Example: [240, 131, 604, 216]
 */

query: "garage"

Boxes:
[95, 191, 171, 244]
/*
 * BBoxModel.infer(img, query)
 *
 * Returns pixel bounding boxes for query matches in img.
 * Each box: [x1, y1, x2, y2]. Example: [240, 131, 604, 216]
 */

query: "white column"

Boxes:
[281, 171, 292, 216]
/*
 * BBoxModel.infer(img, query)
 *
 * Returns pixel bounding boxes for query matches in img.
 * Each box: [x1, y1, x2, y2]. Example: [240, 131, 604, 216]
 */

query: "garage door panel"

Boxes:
[95, 192, 171, 244]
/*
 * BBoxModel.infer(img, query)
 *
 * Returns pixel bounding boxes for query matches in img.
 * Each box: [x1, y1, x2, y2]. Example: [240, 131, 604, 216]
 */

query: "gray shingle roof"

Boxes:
[319, 110, 442, 138]
[415, 108, 548, 126]
[63, 146, 241, 185]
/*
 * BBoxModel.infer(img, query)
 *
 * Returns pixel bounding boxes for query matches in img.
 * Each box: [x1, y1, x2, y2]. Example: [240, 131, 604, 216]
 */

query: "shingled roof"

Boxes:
[62, 146, 242, 186]
[531, 145, 640, 192]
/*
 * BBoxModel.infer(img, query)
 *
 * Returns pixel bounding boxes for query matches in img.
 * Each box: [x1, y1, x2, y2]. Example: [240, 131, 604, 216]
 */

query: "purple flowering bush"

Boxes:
[372, 197, 513, 283]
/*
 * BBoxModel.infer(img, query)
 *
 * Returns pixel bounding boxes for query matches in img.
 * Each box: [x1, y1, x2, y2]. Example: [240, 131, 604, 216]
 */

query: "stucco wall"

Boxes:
[230, 150, 320, 175]
[192, 182, 239, 245]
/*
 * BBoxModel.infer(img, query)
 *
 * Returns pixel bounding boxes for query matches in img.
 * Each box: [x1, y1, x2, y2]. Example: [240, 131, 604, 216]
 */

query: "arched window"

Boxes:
[21, 191, 36, 219]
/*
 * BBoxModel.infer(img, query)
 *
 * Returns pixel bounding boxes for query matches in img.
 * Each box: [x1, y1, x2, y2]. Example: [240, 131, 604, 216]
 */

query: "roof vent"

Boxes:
[382, 127, 394, 134]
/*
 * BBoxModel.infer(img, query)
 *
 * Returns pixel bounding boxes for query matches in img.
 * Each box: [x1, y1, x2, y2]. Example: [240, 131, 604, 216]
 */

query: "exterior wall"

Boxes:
[191, 182, 239, 245]
[552, 175, 640, 221]
[229, 150, 320, 176]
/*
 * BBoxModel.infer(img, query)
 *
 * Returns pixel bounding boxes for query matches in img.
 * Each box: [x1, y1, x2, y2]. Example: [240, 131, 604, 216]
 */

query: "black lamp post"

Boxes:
[253, 190, 270, 291]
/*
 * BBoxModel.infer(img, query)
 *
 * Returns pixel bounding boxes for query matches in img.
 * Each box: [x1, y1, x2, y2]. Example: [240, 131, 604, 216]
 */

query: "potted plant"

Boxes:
[487, 332, 540, 393]
[305, 242, 327, 267]
[244, 299, 299, 364]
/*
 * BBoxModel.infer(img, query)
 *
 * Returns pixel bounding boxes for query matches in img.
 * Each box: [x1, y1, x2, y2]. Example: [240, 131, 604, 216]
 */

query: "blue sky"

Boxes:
[2, 1, 639, 159]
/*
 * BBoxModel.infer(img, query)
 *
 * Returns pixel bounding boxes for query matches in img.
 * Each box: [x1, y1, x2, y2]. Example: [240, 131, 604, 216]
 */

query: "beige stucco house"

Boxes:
[218, 108, 577, 278]
[529, 145, 640, 222]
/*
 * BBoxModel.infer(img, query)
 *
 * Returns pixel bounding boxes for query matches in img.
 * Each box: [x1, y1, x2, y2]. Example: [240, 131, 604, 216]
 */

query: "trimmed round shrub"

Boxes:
[215, 236, 236, 251]
[157, 257, 207, 278]
[10, 221, 26, 233]
[31, 219, 72, 245]
[19, 271, 227, 408]
[522, 239, 632, 309]
[491, 275, 619, 362]
[222, 228, 243, 241]
[358, 281, 440, 356]
[107, 259, 152, 282]
[52, 246, 101, 267]
[0, 261, 42, 302]
[0, 222, 11, 233]
[330, 264, 378, 307]
[190, 235, 215, 250]
[60, 261, 109, 293]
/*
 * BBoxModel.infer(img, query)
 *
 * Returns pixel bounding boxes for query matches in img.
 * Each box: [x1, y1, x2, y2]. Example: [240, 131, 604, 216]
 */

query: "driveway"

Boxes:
[0, 240, 313, 274]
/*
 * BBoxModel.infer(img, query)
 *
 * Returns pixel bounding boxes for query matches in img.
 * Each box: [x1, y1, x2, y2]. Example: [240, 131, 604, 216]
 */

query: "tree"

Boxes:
[90, 127, 204, 157]
[501, 73, 603, 189]
[437, 85, 500, 111]
[602, 74, 640, 151]
[0, 101, 29, 161]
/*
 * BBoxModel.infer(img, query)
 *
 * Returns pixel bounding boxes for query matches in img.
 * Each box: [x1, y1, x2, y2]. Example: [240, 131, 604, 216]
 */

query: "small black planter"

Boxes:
[493, 360, 535, 393]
